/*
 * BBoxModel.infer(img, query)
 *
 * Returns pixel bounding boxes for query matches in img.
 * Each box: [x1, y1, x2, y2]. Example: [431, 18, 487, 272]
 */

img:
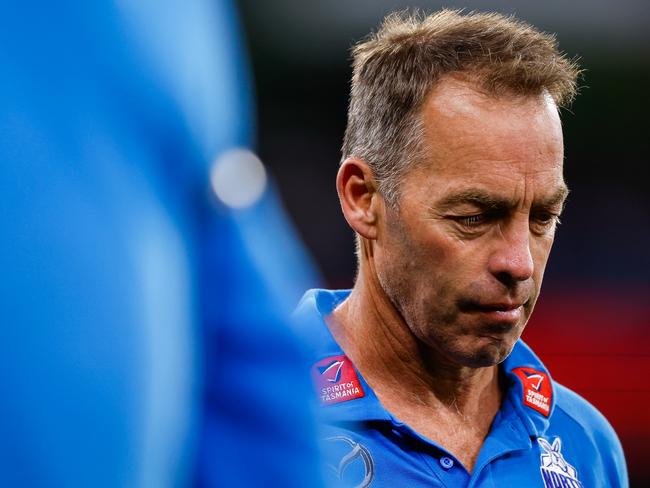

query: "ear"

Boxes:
[552, 437, 562, 452]
[336, 158, 382, 240]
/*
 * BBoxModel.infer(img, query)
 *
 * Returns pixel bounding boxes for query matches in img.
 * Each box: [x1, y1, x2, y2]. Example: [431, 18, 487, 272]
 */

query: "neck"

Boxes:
[329, 258, 502, 418]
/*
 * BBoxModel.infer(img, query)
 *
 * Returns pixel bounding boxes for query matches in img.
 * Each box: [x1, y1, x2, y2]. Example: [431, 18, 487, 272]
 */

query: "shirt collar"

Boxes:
[293, 289, 391, 423]
[502, 339, 555, 437]
[294, 288, 554, 436]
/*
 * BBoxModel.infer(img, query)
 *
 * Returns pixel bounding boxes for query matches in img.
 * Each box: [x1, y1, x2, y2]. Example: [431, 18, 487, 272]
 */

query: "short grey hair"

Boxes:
[341, 9, 581, 206]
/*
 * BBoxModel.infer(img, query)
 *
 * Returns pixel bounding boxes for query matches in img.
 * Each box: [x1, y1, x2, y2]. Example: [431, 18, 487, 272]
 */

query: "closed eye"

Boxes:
[459, 214, 485, 226]
[530, 212, 561, 235]
[451, 209, 505, 229]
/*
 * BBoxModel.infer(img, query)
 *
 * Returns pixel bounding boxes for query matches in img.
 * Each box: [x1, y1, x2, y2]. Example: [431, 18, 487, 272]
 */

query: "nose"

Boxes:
[488, 218, 535, 285]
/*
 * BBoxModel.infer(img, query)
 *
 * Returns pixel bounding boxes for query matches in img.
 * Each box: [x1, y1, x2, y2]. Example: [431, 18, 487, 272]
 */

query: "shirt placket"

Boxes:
[391, 420, 472, 487]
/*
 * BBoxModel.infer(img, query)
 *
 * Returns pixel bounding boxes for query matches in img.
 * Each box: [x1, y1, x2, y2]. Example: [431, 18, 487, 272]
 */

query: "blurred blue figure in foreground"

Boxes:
[0, 1, 322, 486]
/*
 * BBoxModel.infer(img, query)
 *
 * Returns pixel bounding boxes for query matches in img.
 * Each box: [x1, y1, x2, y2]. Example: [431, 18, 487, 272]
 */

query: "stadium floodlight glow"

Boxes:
[210, 148, 268, 209]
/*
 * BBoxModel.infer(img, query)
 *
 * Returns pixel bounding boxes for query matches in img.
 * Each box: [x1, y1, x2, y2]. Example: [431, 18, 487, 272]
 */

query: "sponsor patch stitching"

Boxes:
[312, 355, 365, 406]
[512, 366, 552, 417]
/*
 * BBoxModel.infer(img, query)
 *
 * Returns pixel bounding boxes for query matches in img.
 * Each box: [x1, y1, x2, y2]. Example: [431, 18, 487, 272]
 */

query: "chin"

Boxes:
[463, 349, 507, 368]
[452, 338, 517, 369]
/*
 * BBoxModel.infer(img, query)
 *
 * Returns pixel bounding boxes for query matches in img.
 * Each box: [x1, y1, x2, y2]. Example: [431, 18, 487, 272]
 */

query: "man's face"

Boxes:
[374, 77, 567, 368]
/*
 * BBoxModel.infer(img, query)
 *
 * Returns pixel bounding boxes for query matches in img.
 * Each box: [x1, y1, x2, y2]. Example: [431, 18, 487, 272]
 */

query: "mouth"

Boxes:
[459, 299, 528, 326]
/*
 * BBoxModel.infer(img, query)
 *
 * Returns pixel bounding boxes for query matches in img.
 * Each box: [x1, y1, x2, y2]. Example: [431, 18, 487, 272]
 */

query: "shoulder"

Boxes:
[505, 341, 628, 486]
[294, 289, 346, 318]
[292, 288, 351, 359]
[551, 382, 628, 485]
[292, 289, 350, 335]
[553, 383, 595, 418]
[553, 382, 618, 445]
[554, 382, 616, 434]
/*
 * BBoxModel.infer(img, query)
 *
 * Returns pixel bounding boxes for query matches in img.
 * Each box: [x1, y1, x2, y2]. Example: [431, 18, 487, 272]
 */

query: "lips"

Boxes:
[459, 299, 527, 312]
[459, 299, 528, 325]
[474, 302, 524, 312]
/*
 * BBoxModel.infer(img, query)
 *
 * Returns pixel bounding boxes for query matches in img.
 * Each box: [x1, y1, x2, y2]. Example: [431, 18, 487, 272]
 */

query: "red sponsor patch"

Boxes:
[512, 367, 552, 417]
[312, 354, 365, 406]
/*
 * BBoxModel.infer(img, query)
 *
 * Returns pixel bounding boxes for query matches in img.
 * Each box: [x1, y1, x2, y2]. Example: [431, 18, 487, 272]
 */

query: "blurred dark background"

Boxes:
[237, 0, 649, 485]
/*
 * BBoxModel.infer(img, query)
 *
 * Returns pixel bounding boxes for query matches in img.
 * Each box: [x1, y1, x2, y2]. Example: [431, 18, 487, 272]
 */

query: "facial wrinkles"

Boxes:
[377, 209, 437, 338]
[386, 204, 460, 332]
[422, 78, 564, 174]
[409, 189, 539, 331]
[423, 95, 565, 243]
[370, 78, 567, 369]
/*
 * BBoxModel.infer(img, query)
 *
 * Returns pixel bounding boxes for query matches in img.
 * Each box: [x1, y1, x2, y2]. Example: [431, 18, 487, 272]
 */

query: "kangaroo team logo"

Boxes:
[312, 355, 365, 406]
[325, 435, 374, 488]
[512, 367, 553, 416]
[538, 437, 584, 488]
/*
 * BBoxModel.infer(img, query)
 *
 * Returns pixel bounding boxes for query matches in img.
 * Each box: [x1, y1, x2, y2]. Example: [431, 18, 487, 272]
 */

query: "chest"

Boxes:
[388, 405, 494, 472]
[320, 423, 595, 488]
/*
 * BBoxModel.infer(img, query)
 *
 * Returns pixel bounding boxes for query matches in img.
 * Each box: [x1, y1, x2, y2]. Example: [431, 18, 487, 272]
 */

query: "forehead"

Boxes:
[409, 76, 566, 205]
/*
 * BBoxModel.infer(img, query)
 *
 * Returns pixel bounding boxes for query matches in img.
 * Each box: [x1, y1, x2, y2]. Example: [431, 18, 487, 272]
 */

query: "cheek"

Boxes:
[426, 236, 485, 283]
[531, 236, 555, 277]
[407, 236, 477, 310]
[407, 236, 456, 285]
[380, 216, 484, 305]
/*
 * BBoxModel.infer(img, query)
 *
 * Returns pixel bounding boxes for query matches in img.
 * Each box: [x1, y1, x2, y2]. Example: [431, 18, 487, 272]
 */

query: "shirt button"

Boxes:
[439, 456, 454, 469]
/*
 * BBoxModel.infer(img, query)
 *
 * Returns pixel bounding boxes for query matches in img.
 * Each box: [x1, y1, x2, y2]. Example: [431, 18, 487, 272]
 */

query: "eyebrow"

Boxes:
[532, 185, 570, 212]
[436, 185, 570, 212]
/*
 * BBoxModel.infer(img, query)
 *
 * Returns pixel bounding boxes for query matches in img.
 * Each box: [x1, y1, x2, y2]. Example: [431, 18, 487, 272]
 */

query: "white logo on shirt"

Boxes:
[538, 437, 583, 488]
[325, 436, 374, 488]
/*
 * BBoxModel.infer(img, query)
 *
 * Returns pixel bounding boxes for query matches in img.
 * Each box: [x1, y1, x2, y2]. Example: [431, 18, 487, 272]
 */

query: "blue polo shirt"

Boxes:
[295, 289, 628, 488]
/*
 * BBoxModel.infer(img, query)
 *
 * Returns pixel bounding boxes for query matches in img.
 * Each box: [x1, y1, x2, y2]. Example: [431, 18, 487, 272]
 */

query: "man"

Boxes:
[295, 10, 627, 488]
